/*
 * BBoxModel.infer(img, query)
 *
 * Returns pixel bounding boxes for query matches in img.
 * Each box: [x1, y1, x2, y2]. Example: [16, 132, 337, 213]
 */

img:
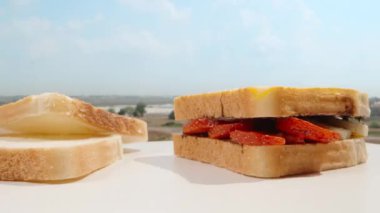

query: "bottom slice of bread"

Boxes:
[173, 134, 367, 178]
[0, 135, 123, 181]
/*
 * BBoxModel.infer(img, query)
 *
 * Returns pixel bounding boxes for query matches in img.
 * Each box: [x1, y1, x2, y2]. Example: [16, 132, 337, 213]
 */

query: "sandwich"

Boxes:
[0, 93, 148, 181]
[173, 87, 369, 178]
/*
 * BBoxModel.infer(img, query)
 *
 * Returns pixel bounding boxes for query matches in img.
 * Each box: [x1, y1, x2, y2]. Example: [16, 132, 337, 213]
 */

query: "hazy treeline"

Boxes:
[370, 97, 380, 117]
[0, 95, 174, 106]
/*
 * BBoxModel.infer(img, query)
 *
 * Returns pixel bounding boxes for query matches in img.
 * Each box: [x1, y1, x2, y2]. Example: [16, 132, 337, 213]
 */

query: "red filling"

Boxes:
[183, 117, 341, 145]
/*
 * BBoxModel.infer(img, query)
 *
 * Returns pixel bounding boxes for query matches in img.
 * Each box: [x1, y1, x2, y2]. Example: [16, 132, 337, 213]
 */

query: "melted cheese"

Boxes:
[247, 87, 278, 99]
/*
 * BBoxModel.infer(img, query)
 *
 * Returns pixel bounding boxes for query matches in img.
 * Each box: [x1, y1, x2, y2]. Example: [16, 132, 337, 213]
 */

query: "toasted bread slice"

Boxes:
[173, 134, 367, 178]
[174, 87, 370, 120]
[0, 135, 123, 181]
[0, 93, 147, 143]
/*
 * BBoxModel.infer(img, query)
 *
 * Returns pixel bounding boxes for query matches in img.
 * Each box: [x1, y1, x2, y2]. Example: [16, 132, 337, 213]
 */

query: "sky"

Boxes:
[0, 0, 379, 96]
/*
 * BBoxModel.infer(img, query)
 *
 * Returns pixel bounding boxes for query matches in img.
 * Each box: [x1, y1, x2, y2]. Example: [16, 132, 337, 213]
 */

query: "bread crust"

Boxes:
[0, 135, 123, 181]
[173, 134, 367, 178]
[0, 93, 148, 143]
[174, 87, 370, 120]
[71, 97, 147, 141]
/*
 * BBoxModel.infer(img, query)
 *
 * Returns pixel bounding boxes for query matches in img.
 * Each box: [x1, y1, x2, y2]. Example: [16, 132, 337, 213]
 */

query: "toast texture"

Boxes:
[0, 135, 123, 181]
[174, 87, 370, 120]
[0, 93, 148, 143]
[173, 134, 367, 178]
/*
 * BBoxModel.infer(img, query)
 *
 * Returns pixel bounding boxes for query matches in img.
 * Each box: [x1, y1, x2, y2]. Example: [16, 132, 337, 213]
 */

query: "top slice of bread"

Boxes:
[0, 93, 148, 143]
[174, 87, 370, 120]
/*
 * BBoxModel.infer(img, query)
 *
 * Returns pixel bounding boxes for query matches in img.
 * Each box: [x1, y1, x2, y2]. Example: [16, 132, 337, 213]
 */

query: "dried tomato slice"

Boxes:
[230, 130, 286, 145]
[208, 122, 252, 139]
[276, 117, 341, 143]
[281, 133, 305, 144]
[183, 118, 216, 134]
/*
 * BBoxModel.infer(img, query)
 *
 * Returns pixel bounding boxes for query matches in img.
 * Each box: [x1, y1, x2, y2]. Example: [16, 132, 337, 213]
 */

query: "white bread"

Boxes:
[0, 93, 148, 143]
[174, 87, 370, 120]
[173, 134, 367, 178]
[0, 135, 123, 181]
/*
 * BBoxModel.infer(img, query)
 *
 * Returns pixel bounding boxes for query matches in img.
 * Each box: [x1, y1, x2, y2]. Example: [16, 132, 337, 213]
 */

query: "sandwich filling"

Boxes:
[182, 116, 367, 145]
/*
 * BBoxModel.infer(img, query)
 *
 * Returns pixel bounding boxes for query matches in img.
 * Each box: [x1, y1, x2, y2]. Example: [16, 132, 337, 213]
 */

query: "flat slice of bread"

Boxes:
[0, 135, 123, 181]
[173, 134, 367, 178]
[0, 93, 147, 143]
[174, 87, 370, 120]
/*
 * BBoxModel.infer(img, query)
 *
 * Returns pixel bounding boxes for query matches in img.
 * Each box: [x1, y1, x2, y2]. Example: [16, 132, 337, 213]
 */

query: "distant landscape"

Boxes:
[0, 95, 174, 106]
[1, 96, 380, 142]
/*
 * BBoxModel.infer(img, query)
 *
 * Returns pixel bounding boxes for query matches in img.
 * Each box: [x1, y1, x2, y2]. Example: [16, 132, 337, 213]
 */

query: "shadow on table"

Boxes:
[123, 148, 140, 154]
[366, 137, 380, 144]
[135, 155, 264, 185]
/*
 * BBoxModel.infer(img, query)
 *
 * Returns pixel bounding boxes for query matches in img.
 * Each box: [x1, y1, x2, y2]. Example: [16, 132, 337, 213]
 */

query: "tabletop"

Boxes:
[1, 141, 379, 213]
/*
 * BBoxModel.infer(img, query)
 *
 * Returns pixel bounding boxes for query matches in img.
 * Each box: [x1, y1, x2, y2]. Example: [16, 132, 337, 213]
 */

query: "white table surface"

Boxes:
[1, 141, 379, 213]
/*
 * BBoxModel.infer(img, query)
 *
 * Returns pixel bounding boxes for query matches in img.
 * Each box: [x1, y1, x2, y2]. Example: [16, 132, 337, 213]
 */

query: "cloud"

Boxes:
[118, 0, 190, 21]
[255, 32, 282, 53]
[240, 9, 283, 53]
[296, 0, 320, 26]
[239, 0, 322, 56]
[13, 17, 51, 36]
[75, 29, 172, 57]
[66, 13, 105, 30]
[74, 28, 196, 60]
[2, 15, 184, 59]
[8, 0, 33, 7]
[28, 38, 59, 58]
[291, 0, 321, 55]
[214, 0, 248, 6]
[269, 0, 320, 24]
[4, 17, 60, 58]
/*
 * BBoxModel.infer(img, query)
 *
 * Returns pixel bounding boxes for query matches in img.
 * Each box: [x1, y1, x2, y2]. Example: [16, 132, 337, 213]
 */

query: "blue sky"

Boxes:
[0, 0, 379, 96]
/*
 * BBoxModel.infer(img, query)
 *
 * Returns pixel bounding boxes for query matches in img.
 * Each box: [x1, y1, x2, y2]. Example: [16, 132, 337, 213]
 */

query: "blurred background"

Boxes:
[0, 0, 379, 141]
